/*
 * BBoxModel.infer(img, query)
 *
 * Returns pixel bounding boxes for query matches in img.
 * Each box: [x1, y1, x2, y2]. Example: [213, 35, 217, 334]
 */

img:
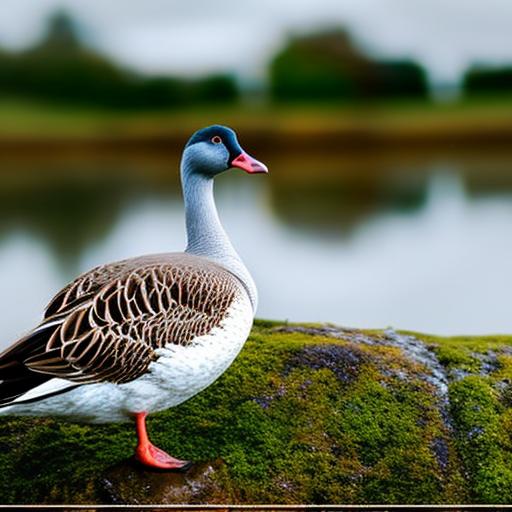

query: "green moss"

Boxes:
[0, 417, 134, 503]
[411, 332, 512, 354]
[253, 318, 288, 329]
[4, 321, 512, 504]
[449, 376, 512, 503]
[432, 345, 481, 373]
[411, 331, 512, 503]
[492, 354, 512, 382]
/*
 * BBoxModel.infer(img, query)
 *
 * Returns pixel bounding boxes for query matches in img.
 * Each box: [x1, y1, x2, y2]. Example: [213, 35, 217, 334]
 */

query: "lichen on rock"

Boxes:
[1, 320, 512, 504]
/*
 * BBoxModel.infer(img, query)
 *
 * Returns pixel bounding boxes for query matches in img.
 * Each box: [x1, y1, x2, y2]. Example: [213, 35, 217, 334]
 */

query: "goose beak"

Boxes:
[231, 152, 268, 174]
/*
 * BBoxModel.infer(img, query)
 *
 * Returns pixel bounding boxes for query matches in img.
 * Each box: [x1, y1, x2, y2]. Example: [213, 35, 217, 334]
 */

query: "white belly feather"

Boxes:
[2, 292, 253, 423]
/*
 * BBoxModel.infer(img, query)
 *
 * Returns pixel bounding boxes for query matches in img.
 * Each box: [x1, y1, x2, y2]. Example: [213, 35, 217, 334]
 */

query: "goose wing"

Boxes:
[0, 253, 241, 405]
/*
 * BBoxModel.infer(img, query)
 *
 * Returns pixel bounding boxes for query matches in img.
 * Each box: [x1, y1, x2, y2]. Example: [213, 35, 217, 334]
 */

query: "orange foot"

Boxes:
[133, 411, 192, 471]
[135, 441, 191, 471]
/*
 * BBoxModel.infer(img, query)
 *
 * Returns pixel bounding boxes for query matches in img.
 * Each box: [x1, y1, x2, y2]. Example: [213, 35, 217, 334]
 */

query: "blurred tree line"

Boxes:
[269, 29, 428, 101]
[463, 66, 512, 96]
[0, 12, 238, 109]
[0, 11, 510, 109]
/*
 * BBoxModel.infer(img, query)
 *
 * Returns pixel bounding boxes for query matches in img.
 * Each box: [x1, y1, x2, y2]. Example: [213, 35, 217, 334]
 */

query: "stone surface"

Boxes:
[1, 320, 512, 504]
[100, 459, 232, 504]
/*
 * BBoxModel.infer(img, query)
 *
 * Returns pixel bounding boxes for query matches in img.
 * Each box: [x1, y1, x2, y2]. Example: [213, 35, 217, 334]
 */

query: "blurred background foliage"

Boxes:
[0, 6, 512, 336]
[0, 12, 239, 109]
[0, 10, 509, 109]
[269, 28, 427, 102]
[463, 65, 512, 96]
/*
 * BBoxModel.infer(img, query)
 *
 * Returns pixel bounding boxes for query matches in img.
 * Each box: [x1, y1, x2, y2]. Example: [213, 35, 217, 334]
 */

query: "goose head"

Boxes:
[182, 125, 268, 178]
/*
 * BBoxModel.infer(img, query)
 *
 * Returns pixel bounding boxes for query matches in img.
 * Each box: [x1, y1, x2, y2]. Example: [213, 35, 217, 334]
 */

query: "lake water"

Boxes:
[1, 147, 512, 348]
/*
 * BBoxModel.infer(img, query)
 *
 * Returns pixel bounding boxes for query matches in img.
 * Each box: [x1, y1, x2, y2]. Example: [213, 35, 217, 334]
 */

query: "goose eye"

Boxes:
[211, 136, 222, 144]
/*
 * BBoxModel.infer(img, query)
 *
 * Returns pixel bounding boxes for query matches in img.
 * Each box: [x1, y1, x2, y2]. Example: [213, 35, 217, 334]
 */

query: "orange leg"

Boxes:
[134, 412, 191, 471]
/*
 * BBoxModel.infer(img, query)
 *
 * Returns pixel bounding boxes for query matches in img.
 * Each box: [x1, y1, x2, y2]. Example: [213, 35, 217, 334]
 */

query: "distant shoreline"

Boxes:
[0, 98, 511, 155]
[0, 123, 511, 153]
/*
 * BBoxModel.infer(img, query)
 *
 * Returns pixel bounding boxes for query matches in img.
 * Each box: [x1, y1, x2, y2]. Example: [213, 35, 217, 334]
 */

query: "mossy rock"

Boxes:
[1, 321, 512, 504]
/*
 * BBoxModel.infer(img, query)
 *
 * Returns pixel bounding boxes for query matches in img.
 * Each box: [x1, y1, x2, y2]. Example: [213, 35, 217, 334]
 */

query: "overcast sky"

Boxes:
[0, 0, 510, 85]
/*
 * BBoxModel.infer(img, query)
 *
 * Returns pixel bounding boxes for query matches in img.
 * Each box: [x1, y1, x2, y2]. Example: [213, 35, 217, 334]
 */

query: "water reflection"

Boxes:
[1, 149, 512, 347]
[270, 175, 428, 238]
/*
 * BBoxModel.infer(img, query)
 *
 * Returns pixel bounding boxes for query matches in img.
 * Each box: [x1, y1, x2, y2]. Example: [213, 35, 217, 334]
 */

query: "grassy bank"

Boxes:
[1, 321, 512, 504]
[0, 97, 511, 149]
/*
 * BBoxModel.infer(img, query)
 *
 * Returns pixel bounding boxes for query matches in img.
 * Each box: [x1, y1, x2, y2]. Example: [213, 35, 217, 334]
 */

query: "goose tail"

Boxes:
[0, 321, 77, 409]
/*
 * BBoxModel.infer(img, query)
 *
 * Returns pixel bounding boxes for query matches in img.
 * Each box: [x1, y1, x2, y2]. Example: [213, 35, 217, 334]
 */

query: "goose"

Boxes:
[0, 125, 268, 470]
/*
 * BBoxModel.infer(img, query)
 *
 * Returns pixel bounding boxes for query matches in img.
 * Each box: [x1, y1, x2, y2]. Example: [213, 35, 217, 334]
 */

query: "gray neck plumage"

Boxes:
[181, 162, 258, 312]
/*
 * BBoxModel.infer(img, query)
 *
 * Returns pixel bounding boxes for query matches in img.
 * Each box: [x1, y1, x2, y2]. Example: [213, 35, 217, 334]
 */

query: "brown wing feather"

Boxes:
[1, 253, 242, 395]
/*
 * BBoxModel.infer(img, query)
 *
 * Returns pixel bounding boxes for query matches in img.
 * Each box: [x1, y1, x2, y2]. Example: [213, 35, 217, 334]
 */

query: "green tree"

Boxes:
[269, 28, 428, 102]
[0, 10, 240, 109]
[463, 66, 512, 96]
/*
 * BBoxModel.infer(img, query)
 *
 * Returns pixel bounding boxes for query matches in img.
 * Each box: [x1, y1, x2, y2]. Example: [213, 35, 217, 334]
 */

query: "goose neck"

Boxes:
[181, 168, 258, 311]
[182, 170, 233, 259]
